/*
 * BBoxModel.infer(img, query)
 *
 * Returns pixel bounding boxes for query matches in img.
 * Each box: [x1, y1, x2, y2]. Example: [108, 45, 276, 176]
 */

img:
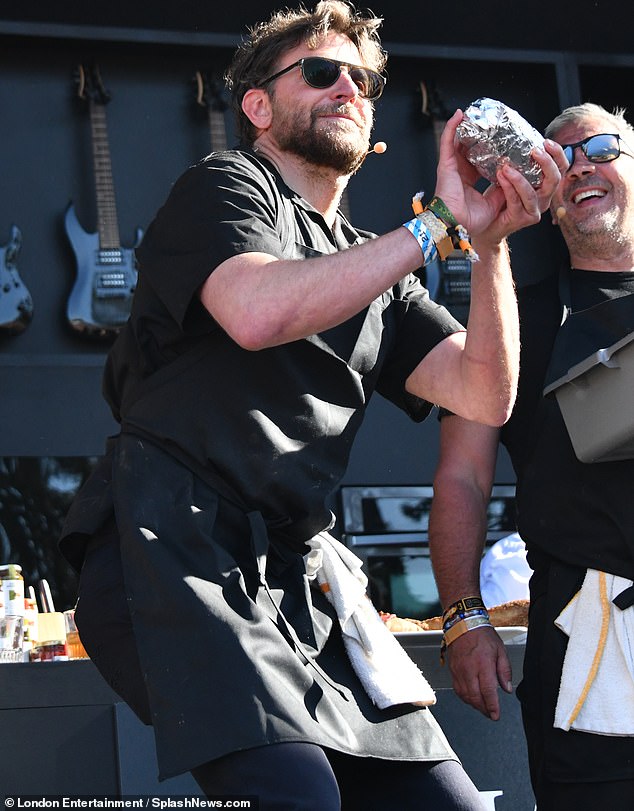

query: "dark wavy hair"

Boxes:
[225, 0, 386, 145]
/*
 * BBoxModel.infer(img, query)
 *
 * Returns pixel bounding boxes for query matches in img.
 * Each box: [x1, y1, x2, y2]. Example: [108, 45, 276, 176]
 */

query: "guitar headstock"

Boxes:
[419, 79, 450, 130]
[419, 79, 453, 160]
[194, 70, 229, 113]
[75, 64, 111, 106]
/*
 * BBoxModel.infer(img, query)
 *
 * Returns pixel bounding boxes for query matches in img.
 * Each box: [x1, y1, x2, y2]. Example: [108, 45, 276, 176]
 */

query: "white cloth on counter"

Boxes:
[554, 568, 634, 735]
[480, 532, 532, 608]
[304, 531, 436, 710]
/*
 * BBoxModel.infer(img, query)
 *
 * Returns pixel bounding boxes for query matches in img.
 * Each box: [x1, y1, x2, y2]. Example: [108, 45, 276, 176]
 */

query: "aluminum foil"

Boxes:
[456, 97, 545, 186]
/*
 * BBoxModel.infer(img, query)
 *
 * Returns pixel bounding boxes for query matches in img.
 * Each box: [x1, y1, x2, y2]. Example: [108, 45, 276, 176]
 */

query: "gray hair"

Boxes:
[545, 102, 634, 141]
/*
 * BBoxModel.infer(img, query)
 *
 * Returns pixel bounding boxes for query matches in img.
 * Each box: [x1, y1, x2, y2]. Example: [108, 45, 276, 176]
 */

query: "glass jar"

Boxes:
[0, 564, 25, 618]
[63, 610, 89, 660]
[32, 612, 67, 662]
[32, 640, 68, 662]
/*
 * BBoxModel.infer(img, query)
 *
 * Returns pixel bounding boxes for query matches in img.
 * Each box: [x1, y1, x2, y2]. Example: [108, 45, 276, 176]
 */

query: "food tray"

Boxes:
[394, 626, 528, 646]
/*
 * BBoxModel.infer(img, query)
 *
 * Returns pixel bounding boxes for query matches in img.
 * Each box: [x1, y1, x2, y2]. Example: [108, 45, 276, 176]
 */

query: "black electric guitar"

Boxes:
[65, 64, 142, 339]
[0, 224, 33, 335]
[195, 70, 229, 153]
[419, 79, 471, 323]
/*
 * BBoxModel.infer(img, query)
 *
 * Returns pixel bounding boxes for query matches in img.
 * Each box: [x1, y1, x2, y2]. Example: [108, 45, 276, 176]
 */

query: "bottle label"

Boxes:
[1, 579, 25, 616]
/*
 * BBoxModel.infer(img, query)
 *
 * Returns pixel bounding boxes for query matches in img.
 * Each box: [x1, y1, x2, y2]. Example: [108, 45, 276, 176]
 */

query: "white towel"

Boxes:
[554, 568, 634, 735]
[304, 532, 436, 710]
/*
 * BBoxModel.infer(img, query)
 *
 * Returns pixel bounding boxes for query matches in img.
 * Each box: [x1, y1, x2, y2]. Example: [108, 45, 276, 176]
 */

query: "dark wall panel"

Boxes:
[0, 34, 564, 462]
[1, 0, 629, 54]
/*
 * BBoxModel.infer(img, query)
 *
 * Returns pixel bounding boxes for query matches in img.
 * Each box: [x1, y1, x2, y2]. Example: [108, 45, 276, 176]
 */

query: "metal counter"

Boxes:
[0, 641, 534, 809]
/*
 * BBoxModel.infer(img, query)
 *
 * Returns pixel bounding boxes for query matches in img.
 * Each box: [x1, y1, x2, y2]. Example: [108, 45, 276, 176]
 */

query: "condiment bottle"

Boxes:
[31, 612, 68, 662]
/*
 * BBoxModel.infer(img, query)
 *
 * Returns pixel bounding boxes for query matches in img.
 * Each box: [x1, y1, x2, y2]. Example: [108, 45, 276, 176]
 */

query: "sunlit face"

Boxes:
[551, 115, 634, 256]
[264, 33, 375, 174]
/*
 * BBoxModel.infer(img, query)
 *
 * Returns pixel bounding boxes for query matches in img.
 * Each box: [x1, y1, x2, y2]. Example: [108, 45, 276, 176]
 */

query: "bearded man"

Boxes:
[59, 2, 563, 807]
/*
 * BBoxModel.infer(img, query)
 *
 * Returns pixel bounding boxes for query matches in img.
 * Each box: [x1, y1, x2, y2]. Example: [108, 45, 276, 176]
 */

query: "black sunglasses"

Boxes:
[258, 56, 386, 101]
[562, 132, 634, 170]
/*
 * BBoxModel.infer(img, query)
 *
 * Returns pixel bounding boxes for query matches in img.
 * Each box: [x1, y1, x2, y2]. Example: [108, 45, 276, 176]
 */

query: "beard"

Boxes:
[562, 203, 630, 256]
[560, 178, 634, 257]
[272, 101, 370, 175]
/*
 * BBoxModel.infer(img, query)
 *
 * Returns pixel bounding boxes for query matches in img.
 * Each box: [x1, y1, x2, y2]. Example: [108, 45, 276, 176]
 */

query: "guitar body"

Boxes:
[66, 64, 144, 339]
[65, 203, 141, 338]
[0, 225, 34, 335]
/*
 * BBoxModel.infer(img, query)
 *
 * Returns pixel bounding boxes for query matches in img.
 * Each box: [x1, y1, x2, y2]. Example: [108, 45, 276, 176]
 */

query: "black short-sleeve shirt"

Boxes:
[101, 149, 462, 542]
[501, 269, 634, 577]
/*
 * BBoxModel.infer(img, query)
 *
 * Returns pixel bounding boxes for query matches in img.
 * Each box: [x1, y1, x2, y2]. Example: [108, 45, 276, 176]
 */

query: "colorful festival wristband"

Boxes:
[440, 614, 493, 664]
[412, 192, 480, 262]
[442, 595, 487, 626]
[442, 607, 490, 634]
[402, 218, 439, 266]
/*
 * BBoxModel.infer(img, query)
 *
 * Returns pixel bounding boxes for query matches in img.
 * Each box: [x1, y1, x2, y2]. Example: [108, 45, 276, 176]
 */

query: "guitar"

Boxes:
[195, 70, 229, 153]
[0, 224, 33, 335]
[419, 79, 471, 324]
[65, 64, 142, 339]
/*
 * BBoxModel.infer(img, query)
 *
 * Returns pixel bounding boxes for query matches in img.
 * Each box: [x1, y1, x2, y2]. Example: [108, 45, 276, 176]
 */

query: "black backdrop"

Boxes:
[2, 0, 631, 54]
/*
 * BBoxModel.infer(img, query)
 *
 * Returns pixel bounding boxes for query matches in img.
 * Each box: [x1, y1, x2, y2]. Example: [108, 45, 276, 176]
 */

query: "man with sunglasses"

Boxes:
[59, 2, 563, 808]
[429, 101, 634, 811]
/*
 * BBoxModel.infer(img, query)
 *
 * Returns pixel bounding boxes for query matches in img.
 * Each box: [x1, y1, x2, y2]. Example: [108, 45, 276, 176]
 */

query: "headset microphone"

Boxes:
[368, 141, 387, 155]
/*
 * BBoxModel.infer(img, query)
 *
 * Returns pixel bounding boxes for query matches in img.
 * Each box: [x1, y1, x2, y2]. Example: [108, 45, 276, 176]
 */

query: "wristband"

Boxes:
[442, 607, 490, 634]
[440, 614, 493, 664]
[443, 614, 493, 646]
[442, 595, 487, 625]
[414, 210, 455, 260]
[426, 195, 458, 227]
[402, 218, 439, 266]
[412, 192, 480, 262]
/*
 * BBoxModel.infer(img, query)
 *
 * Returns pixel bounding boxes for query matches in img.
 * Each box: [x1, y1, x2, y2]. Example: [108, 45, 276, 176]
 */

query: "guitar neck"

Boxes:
[432, 119, 445, 160]
[89, 100, 121, 250]
[208, 108, 228, 152]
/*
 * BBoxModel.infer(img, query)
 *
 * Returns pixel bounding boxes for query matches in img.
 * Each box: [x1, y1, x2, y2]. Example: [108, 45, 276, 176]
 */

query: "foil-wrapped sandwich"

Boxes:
[456, 97, 545, 186]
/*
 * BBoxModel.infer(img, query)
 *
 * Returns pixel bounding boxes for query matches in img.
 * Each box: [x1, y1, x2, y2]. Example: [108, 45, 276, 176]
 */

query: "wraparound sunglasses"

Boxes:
[258, 56, 386, 101]
[562, 132, 634, 170]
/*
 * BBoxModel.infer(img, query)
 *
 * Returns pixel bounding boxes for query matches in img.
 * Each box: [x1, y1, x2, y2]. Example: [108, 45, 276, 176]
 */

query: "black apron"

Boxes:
[111, 434, 456, 780]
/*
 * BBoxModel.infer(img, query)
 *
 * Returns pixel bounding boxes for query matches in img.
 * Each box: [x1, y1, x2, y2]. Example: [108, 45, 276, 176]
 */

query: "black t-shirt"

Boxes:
[501, 269, 634, 577]
[98, 149, 462, 542]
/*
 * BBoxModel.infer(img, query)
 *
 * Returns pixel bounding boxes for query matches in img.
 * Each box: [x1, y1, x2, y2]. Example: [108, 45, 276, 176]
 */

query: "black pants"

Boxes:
[518, 552, 634, 810]
[76, 517, 485, 810]
[192, 743, 485, 810]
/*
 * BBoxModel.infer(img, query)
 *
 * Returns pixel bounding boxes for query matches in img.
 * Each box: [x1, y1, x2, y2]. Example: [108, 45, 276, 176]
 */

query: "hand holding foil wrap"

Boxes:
[456, 98, 545, 186]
